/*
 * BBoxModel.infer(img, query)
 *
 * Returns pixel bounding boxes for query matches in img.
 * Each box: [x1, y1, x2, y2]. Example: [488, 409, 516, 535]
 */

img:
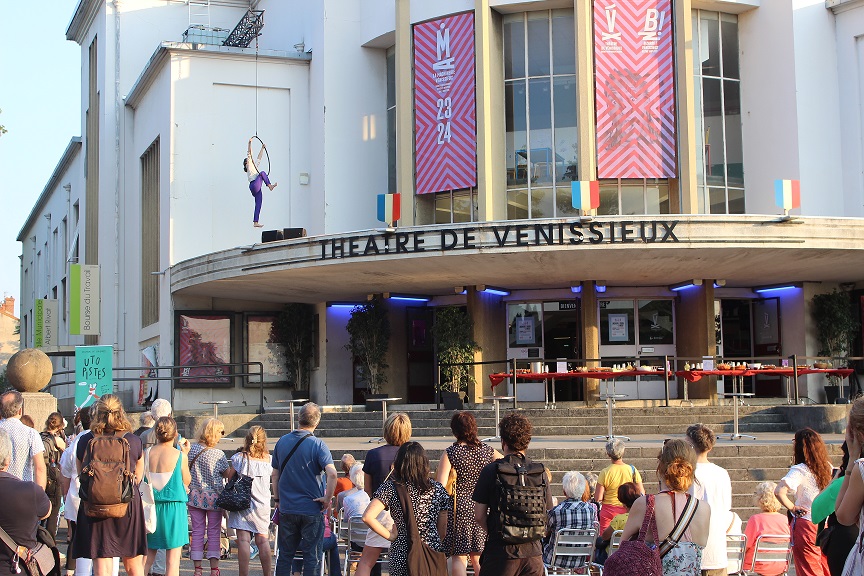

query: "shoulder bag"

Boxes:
[141, 448, 158, 534]
[216, 452, 253, 512]
[0, 523, 58, 576]
[271, 433, 313, 523]
[394, 482, 448, 576]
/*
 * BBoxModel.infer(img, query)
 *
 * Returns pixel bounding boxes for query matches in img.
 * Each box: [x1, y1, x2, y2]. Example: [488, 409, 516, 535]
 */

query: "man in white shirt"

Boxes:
[0, 390, 46, 489]
[687, 423, 732, 576]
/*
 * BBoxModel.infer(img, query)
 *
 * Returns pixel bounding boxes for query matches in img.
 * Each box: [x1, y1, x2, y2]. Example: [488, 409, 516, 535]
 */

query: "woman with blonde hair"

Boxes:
[742, 482, 789, 576]
[835, 397, 864, 574]
[72, 394, 148, 576]
[187, 418, 231, 576]
[144, 417, 191, 576]
[356, 413, 412, 576]
[227, 425, 273, 576]
[617, 439, 711, 576]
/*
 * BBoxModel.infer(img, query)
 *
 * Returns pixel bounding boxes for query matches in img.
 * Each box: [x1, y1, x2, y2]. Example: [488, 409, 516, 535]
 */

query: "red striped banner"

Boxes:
[413, 12, 477, 194]
[594, 0, 677, 178]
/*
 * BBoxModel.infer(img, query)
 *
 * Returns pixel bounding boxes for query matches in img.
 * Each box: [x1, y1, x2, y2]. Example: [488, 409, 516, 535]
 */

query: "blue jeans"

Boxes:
[292, 533, 341, 576]
[276, 513, 324, 576]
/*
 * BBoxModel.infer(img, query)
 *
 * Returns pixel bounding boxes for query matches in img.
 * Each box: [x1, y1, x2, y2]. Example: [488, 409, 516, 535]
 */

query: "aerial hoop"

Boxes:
[250, 135, 271, 176]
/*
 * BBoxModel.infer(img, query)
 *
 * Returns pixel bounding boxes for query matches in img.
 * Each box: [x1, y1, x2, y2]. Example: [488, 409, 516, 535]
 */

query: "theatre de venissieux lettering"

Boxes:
[319, 219, 680, 260]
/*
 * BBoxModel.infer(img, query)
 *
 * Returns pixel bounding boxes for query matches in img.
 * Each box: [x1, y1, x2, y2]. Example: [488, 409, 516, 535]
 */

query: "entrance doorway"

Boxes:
[717, 298, 782, 397]
[407, 307, 435, 403]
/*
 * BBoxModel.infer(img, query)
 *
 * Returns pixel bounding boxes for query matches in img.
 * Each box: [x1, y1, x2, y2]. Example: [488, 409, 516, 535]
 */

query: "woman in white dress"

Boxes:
[227, 426, 273, 576]
[835, 398, 864, 575]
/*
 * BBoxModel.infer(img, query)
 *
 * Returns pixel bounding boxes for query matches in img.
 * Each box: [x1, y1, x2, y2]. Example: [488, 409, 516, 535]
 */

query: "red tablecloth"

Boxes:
[676, 368, 854, 383]
[488, 370, 671, 388]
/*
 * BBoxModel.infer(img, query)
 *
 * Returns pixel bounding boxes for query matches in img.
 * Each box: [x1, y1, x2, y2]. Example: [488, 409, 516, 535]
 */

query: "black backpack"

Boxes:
[493, 455, 548, 544]
[40, 432, 61, 497]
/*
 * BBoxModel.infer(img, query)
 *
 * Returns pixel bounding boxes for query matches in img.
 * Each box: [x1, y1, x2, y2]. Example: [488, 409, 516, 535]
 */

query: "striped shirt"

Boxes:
[0, 418, 44, 482]
[542, 499, 597, 569]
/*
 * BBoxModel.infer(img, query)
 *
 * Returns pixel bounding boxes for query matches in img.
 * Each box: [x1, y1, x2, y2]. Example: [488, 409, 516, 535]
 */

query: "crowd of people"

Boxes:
[1, 388, 864, 576]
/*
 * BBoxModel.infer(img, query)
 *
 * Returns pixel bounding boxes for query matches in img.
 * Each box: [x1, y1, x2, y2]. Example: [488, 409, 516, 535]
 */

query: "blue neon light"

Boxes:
[670, 284, 698, 292]
[754, 285, 800, 294]
[570, 286, 582, 294]
[389, 297, 430, 303]
[483, 288, 510, 296]
[327, 303, 359, 308]
[595, 285, 607, 293]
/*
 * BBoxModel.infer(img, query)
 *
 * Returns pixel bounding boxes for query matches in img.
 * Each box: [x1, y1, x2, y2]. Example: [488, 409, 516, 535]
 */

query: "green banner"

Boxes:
[70, 264, 100, 335]
[75, 345, 114, 411]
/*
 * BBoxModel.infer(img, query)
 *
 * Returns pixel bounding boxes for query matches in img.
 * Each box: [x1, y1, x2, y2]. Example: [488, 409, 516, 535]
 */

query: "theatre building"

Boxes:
[18, 0, 864, 413]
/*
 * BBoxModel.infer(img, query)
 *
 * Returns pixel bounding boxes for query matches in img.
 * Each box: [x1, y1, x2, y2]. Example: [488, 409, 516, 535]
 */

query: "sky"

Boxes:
[0, 1, 81, 318]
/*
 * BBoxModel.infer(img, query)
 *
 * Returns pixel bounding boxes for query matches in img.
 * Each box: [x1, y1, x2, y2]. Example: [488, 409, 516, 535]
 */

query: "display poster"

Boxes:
[70, 264, 100, 335]
[609, 314, 629, 342]
[75, 345, 113, 412]
[34, 299, 58, 347]
[177, 314, 232, 384]
[247, 316, 288, 384]
[594, 0, 676, 178]
[413, 11, 477, 194]
[138, 345, 158, 405]
[515, 316, 535, 345]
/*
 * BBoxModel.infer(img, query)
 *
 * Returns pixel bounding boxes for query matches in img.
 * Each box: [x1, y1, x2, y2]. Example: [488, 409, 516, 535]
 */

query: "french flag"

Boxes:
[774, 179, 800, 211]
[571, 180, 600, 211]
[377, 193, 401, 225]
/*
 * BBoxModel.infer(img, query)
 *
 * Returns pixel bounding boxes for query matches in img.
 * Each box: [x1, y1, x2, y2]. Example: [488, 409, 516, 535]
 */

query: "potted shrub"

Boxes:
[345, 298, 391, 409]
[433, 306, 481, 410]
[269, 303, 315, 396]
[812, 289, 860, 402]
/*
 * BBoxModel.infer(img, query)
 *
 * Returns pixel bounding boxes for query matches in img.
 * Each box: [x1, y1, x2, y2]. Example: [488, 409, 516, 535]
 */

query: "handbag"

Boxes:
[603, 494, 663, 576]
[141, 449, 158, 534]
[0, 523, 58, 576]
[394, 482, 448, 576]
[216, 453, 253, 512]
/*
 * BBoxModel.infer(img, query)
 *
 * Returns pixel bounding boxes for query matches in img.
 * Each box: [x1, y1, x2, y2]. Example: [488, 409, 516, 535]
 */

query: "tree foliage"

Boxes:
[812, 290, 860, 360]
[345, 298, 390, 395]
[270, 303, 314, 389]
[433, 306, 480, 393]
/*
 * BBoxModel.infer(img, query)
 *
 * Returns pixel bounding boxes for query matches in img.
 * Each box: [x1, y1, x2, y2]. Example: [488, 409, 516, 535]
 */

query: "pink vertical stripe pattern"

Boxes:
[594, 0, 677, 178]
[413, 12, 477, 194]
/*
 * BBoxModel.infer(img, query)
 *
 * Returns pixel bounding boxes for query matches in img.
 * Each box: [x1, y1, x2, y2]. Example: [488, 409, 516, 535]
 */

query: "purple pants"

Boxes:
[189, 507, 222, 561]
[249, 170, 272, 222]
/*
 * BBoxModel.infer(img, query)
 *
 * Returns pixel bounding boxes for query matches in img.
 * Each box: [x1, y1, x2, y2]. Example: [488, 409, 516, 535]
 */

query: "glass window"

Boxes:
[599, 301, 636, 346]
[694, 10, 744, 213]
[246, 315, 289, 384]
[598, 179, 671, 215]
[386, 48, 396, 195]
[432, 190, 477, 224]
[638, 300, 674, 345]
[508, 303, 543, 348]
[504, 10, 577, 219]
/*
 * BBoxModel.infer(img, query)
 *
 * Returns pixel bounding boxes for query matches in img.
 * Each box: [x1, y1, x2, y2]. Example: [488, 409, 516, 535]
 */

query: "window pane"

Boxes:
[531, 187, 554, 218]
[506, 81, 528, 189]
[503, 15, 525, 80]
[551, 10, 575, 75]
[553, 76, 577, 182]
[435, 193, 451, 224]
[693, 71, 705, 187]
[646, 180, 670, 214]
[555, 186, 579, 217]
[721, 17, 739, 79]
[508, 303, 543, 348]
[724, 80, 744, 187]
[621, 182, 644, 215]
[452, 192, 472, 223]
[728, 188, 745, 214]
[699, 12, 720, 77]
[386, 49, 396, 108]
[702, 77, 724, 186]
[526, 12, 550, 77]
[697, 186, 707, 214]
[598, 181, 619, 215]
[709, 187, 727, 214]
[508, 189, 529, 220]
[600, 300, 636, 346]
[387, 107, 396, 194]
[528, 78, 553, 185]
[638, 300, 674, 345]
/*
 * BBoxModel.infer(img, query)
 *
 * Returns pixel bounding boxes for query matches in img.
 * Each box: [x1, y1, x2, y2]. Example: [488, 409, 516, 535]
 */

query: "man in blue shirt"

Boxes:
[271, 402, 337, 576]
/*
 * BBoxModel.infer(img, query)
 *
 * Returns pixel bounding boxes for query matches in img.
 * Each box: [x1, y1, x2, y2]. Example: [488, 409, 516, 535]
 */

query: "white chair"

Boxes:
[543, 523, 603, 575]
[726, 534, 746, 575]
[609, 530, 623, 552]
[343, 515, 388, 576]
[745, 534, 791, 575]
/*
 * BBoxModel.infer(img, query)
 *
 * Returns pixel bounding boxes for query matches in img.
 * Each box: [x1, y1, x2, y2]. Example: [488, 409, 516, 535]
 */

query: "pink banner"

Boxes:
[594, 0, 677, 178]
[413, 12, 477, 194]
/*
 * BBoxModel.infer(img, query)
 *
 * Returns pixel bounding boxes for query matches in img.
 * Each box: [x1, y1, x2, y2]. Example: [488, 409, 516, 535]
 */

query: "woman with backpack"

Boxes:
[73, 394, 148, 576]
[187, 418, 231, 576]
[41, 411, 67, 539]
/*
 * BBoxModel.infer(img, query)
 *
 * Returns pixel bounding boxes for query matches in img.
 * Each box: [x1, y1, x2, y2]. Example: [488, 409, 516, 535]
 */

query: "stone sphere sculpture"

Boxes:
[5, 348, 53, 393]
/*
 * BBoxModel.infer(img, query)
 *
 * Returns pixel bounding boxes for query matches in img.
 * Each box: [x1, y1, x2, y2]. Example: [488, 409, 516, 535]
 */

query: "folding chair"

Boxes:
[726, 534, 746, 575]
[292, 550, 326, 576]
[543, 523, 603, 575]
[745, 534, 791, 576]
[609, 530, 623, 553]
[343, 515, 388, 576]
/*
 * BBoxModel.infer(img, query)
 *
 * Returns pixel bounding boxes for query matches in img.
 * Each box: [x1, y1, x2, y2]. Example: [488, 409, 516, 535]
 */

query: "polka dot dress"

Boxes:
[443, 443, 495, 556]
[374, 479, 452, 576]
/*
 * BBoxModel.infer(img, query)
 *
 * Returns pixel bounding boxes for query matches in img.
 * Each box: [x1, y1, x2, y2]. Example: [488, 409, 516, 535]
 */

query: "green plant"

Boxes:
[433, 306, 481, 393]
[345, 298, 390, 395]
[269, 303, 315, 389]
[812, 290, 860, 362]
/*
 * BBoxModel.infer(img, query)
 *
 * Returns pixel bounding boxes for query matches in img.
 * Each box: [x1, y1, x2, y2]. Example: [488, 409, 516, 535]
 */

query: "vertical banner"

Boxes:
[413, 11, 477, 194]
[69, 264, 100, 335]
[74, 345, 113, 412]
[34, 299, 59, 348]
[594, 0, 677, 178]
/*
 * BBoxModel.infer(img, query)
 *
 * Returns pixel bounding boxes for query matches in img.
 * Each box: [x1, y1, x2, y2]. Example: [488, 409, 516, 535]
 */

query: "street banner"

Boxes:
[34, 299, 58, 347]
[377, 193, 401, 226]
[74, 345, 113, 411]
[594, 0, 677, 178]
[413, 11, 477, 194]
[775, 179, 801, 211]
[70, 264, 100, 335]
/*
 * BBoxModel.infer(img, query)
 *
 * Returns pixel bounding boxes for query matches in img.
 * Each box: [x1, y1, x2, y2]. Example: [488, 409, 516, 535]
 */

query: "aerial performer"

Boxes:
[244, 136, 277, 227]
